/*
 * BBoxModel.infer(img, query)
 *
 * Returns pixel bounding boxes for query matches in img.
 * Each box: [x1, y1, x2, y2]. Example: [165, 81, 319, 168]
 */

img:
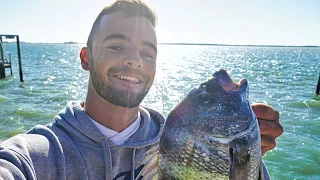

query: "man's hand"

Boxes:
[251, 103, 284, 156]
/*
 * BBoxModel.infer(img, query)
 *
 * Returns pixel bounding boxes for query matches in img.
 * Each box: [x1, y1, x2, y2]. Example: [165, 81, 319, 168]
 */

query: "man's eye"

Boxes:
[140, 52, 155, 60]
[108, 46, 123, 51]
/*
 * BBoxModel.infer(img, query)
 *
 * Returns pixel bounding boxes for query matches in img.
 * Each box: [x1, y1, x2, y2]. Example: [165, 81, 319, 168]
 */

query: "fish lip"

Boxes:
[238, 78, 247, 86]
[206, 77, 247, 93]
[211, 70, 247, 92]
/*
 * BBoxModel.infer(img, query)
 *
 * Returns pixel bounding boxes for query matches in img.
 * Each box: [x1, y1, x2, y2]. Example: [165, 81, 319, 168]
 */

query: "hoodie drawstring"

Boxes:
[101, 137, 113, 180]
[132, 148, 137, 180]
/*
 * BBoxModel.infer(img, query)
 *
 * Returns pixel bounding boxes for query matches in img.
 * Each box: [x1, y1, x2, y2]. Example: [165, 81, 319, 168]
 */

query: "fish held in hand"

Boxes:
[158, 69, 270, 180]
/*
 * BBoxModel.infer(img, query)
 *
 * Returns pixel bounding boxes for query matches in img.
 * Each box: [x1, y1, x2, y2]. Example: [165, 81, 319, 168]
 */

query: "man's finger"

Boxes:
[251, 103, 279, 121]
[262, 146, 275, 156]
[258, 119, 284, 136]
[261, 135, 276, 147]
[261, 135, 277, 155]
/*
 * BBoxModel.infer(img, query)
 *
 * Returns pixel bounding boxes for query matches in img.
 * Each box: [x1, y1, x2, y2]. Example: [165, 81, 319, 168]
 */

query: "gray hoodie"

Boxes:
[0, 101, 165, 180]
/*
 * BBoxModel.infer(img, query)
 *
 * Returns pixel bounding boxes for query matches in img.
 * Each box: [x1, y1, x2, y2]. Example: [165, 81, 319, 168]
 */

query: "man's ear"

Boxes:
[80, 47, 91, 71]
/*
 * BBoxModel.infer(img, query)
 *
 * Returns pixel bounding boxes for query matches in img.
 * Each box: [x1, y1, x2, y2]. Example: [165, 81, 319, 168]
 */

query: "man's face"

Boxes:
[89, 12, 157, 108]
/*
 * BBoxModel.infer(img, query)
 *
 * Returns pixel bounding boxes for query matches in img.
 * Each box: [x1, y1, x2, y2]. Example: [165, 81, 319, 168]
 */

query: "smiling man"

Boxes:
[0, 0, 283, 179]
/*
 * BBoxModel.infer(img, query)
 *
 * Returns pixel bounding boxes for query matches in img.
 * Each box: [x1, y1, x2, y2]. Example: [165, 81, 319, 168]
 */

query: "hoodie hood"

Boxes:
[54, 100, 165, 147]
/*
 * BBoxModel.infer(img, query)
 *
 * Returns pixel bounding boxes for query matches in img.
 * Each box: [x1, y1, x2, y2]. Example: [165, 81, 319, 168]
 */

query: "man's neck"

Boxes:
[83, 86, 140, 132]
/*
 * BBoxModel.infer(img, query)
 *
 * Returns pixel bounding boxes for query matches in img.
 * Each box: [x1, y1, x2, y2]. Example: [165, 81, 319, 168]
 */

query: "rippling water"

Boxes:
[1, 43, 319, 179]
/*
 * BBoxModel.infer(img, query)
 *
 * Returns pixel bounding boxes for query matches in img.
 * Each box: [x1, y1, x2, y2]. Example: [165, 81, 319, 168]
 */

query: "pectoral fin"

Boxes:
[229, 144, 250, 180]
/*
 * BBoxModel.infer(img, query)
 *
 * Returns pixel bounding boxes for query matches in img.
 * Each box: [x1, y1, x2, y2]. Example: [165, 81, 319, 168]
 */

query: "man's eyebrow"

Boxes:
[142, 41, 157, 54]
[103, 34, 130, 42]
[102, 34, 157, 53]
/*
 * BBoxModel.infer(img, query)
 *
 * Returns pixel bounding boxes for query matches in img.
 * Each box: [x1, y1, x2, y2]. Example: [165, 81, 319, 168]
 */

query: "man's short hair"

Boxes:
[87, 0, 157, 50]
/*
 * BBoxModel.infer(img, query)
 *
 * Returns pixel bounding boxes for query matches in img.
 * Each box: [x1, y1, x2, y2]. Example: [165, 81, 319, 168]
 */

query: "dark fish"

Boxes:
[139, 69, 270, 180]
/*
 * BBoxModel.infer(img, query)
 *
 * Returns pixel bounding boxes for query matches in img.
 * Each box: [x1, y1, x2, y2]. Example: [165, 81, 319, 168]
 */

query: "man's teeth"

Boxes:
[116, 75, 140, 83]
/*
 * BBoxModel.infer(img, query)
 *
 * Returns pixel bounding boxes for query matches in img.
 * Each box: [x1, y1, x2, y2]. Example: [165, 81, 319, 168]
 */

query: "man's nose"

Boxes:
[123, 50, 143, 68]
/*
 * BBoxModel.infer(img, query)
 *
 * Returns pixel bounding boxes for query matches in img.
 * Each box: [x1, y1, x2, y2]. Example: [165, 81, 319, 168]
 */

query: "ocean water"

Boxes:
[0, 43, 319, 179]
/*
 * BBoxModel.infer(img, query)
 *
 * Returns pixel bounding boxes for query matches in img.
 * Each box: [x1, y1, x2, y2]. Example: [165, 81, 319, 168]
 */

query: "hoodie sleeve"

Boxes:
[0, 125, 67, 180]
[0, 139, 35, 180]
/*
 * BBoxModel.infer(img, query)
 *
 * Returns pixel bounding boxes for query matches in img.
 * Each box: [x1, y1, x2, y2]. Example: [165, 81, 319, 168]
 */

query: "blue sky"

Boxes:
[1, 0, 319, 45]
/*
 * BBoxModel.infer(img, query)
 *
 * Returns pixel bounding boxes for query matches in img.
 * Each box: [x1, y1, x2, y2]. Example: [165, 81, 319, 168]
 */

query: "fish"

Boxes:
[138, 69, 270, 180]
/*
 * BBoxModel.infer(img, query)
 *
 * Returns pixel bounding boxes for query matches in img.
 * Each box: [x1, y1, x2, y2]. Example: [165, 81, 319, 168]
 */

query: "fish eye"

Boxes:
[200, 83, 206, 89]
[198, 93, 212, 106]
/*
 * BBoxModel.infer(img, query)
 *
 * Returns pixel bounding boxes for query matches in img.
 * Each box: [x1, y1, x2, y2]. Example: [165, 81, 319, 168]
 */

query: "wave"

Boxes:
[288, 100, 320, 109]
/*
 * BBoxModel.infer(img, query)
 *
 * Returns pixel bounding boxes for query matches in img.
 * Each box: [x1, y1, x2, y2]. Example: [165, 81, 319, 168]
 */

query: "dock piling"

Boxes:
[9, 53, 12, 75]
[0, 62, 4, 78]
[16, 36, 23, 82]
[316, 73, 320, 96]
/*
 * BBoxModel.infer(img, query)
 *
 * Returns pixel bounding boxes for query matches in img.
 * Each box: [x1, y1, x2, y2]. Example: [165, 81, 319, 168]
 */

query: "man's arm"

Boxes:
[251, 103, 284, 156]
[0, 143, 31, 179]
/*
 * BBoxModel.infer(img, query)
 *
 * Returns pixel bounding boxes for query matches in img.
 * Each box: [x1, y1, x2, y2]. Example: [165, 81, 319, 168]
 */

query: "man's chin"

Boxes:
[106, 97, 142, 108]
[90, 75, 148, 108]
[102, 90, 147, 108]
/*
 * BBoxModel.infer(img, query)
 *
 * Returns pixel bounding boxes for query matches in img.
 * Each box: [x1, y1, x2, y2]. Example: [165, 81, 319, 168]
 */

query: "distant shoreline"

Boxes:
[158, 43, 320, 48]
[3, 42, 319, 48]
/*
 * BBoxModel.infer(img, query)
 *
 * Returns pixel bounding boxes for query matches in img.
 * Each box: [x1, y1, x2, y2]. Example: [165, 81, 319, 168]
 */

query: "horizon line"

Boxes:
[158, 43, 320, 48]
[3, 41, 320, 48]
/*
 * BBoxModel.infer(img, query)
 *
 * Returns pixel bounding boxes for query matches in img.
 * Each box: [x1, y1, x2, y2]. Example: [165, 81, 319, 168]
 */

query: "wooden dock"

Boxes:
[0, 34, 23, 81]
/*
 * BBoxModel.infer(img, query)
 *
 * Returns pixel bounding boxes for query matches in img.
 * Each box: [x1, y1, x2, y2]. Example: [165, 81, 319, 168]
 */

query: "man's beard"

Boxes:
[90, 67, 150, 108]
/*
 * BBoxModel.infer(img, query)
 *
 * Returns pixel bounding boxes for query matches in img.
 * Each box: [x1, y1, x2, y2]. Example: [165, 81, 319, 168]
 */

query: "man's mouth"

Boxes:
[114, 75, 141, 83]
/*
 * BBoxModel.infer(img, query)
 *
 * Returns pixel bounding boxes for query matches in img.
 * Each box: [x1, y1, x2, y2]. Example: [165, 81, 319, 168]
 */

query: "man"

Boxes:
[0, 0, 283, 179]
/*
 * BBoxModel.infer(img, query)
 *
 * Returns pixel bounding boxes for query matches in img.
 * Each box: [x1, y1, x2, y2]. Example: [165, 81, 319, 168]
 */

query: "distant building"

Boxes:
[64, 41, 77, 44]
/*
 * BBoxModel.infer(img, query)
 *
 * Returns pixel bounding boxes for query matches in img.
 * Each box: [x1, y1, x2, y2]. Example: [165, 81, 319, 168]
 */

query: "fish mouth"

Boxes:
[212, 69, 247, 92]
